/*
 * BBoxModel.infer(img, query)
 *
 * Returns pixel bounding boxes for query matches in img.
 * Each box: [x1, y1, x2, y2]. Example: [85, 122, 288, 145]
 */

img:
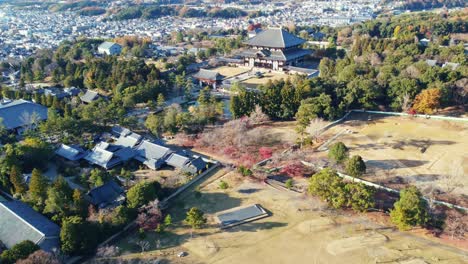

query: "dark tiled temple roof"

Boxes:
[0, 100, 48, 130]
[0, 200, 60, 252]
[244, 28, 306, 48]
[193, 69, 224, 81]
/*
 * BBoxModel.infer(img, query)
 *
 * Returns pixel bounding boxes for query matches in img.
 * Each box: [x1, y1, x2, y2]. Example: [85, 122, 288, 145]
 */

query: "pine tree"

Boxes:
[157, 93, 165, 107]
[184, 207, 206, 229]
[29, 168, 48, 205]
[390, 186, 429, 230]
[10, 166, 27, 195]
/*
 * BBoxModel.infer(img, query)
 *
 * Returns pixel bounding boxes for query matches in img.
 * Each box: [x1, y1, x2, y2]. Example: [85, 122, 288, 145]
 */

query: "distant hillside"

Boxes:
[388, 0, 467, 11]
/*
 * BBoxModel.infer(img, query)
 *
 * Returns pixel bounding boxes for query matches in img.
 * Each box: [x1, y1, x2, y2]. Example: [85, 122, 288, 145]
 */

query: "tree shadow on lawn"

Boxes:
[237, 188, 261, 194]
[223, 221, 288, 233]
[391, 139, 456, 151]
[406, 174, 440, 183]
[366, 159, 428, 170]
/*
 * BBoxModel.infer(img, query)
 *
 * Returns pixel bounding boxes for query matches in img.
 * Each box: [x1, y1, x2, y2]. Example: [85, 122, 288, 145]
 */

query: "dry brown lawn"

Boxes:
[109, 170, 468, 264]
[209, 66, 250, 78]
[321, 113, 468, 199]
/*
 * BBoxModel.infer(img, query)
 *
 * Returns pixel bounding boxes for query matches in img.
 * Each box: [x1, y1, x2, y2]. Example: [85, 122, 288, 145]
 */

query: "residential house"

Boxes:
[134, 140, 173, 170]
[0, 200, 60, 252]
[87, 180, 125, 208]
[80, 90, 100, 104]
[84, 142, 122, 169]
[55, 144, 87, 161]
[165, 152, 207, 174]
[97, 41, 122, 55]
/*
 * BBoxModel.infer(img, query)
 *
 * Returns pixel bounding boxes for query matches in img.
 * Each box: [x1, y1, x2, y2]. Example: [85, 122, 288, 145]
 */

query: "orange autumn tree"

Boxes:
[412, 88, 441, 115]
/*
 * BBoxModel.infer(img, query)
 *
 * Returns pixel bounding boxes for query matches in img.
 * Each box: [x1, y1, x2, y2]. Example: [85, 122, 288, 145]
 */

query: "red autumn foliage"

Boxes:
[247, 23, 262, 31]
[280, 162, 305, 177]
[237, 153, 258, 168]
[223, 146, 238, 157]
[136, 207, 162, 231]
[259, 147, 273, 160]
[407, 108, 417, 115]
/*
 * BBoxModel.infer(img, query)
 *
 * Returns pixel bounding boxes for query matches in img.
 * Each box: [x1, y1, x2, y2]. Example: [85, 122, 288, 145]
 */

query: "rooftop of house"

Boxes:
[98, 41, 121, 50]
[244, 28, 306, 49]
[136, 140, 173, 161]
[0, 200, 60, 252]
[55, 144, 86, 161]
[80, 90, 99, 103]
[87, 180, 124, 208]
[85, 144, 120, 169]
[0, 99, 48, 130]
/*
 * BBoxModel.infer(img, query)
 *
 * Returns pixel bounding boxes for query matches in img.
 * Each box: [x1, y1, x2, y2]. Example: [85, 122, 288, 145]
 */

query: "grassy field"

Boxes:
[106, 170, 467, 264]
[321, 113, 468, 200]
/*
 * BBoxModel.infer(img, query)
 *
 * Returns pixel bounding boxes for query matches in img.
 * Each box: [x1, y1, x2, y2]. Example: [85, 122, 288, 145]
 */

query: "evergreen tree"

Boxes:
[328, 142, 349, 164]
[345, 155, 366, 177]
[9, 166, 26, 195]
[390, 186, 429, 230]
[28, 168, 48, 206]
[184, 207, 206, 229]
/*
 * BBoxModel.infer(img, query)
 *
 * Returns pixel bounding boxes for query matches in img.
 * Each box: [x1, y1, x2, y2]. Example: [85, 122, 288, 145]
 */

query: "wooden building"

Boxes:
[239, 28, 311, 71]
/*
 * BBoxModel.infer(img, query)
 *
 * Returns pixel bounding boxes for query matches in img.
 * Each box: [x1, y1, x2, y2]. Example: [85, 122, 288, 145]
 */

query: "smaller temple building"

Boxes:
[239, 28, 311, 71]
[192, 69, 225, 89]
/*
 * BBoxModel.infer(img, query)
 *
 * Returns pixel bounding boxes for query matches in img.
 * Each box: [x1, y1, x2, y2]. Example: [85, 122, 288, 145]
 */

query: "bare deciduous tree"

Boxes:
[248, 105, 269, 125]
[306, 118, 328, 142]
[445, 210, 467, 240]
[441, 160, 464, 195]
[16, 250, 61, 264]
[96, 245, 120, 258]
[401, 93, 411, 113]
[135, 240, 150, 253]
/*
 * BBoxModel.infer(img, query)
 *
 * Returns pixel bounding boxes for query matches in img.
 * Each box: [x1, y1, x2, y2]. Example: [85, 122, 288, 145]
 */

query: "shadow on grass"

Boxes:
[407, 174, 440, 182]
[223, 221, 288, 233]
[366, 159, 428, 169]
[237, 188, 261, 194]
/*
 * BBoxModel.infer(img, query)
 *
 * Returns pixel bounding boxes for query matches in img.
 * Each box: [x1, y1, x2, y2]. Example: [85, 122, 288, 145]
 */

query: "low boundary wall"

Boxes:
[301, 161, 467, 212]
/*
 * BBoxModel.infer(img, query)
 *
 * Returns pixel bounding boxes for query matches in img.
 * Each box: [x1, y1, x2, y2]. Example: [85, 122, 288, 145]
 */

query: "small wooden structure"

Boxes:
[192, 69, 225, 89]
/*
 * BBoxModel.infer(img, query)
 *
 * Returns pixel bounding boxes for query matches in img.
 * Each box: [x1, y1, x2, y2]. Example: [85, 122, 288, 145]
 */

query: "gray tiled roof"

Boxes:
[165, 152, 190, 169]
[244, 28, 306, 48]
[87, 180, 124, 208]
[85, 145, 121, 169]
[193, 69, 224, 81]
[0, 200, 60, 252]
[113, 146, 136, 161]
[114, 134, 141, 148]
[0, 99, 48, 130]
[112, 126, 131, 137]
[136, 140, 172, 160]
[55, 144, 86, 161]
[80, 90, 99, 103]
[98, 41, 121, 50]
[183, 156, 207, 174]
